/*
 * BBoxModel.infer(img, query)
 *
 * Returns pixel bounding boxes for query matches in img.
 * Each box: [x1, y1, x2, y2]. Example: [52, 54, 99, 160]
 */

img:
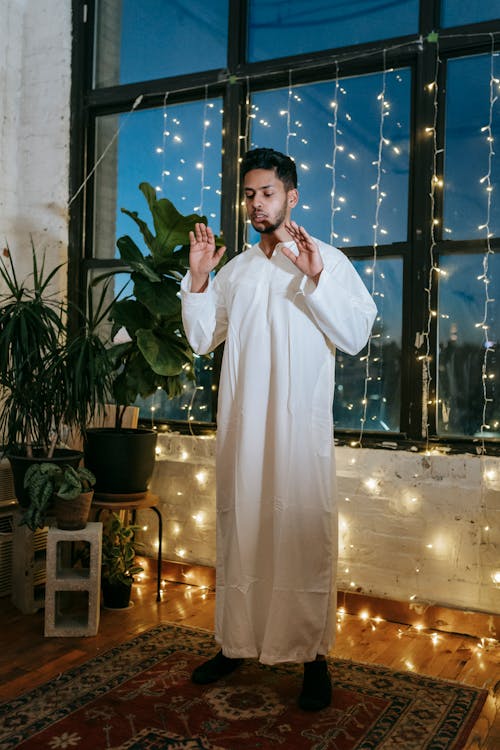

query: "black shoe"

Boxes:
[191, 650, 243, 685]
[298, 660, 332, 711]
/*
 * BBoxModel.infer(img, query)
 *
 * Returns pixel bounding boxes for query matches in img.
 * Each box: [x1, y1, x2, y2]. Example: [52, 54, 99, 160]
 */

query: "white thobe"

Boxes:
[181, 239, 376, 665]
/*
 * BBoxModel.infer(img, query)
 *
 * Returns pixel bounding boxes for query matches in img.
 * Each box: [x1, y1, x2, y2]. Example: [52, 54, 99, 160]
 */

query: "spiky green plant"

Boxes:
[0, 243, 116, 457]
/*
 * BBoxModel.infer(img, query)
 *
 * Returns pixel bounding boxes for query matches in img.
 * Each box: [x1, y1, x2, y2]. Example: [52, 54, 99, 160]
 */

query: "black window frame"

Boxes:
[69, 0, 500, 453]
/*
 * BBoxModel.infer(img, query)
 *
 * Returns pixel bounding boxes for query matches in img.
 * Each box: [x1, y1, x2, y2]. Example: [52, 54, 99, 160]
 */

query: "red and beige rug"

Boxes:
[0, 623, 487, 749]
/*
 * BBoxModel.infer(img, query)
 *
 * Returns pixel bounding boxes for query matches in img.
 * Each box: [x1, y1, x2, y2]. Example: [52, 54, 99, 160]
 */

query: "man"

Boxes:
[181, 147, 376, 710]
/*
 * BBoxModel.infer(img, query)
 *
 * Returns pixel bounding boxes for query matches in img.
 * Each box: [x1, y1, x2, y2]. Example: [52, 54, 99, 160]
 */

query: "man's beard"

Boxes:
[250, 201, 287, 234]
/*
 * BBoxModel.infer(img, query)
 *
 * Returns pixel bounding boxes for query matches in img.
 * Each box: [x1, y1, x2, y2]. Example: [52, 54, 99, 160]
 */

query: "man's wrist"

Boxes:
[190, 272, 209, 293]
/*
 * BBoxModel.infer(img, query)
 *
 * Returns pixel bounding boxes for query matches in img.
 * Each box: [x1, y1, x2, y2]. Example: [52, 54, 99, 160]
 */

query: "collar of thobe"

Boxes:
[257, 240, 298, 259]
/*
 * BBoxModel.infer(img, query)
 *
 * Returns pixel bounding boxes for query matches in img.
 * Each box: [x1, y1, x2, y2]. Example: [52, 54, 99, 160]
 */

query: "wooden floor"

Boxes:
[1, 558, 499, 749]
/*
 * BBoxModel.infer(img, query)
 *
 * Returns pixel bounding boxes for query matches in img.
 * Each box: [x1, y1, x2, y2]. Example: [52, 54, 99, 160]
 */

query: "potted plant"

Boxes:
[101, 512, 144, 609]
[0, 244, 116, 505]
[21, 463, 96, 531]
[84, 183, 224, 494]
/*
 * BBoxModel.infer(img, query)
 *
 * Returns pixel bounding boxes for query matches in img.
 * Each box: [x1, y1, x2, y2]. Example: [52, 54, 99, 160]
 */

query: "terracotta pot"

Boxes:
[54, 490, 94, 531]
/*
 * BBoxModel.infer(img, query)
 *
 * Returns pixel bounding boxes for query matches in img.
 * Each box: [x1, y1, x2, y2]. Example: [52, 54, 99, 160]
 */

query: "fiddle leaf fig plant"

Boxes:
[94, 182, 225, 427]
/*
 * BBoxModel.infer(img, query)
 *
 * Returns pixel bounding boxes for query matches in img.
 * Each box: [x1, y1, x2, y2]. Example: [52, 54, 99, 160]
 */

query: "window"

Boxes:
[71, 1, 500, 448]
[247, 0, 419, 62]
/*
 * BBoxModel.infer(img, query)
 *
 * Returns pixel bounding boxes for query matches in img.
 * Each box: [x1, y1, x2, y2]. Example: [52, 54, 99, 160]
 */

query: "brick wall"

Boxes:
[0, 0, 71, 282]
[141, 434, 500, 616]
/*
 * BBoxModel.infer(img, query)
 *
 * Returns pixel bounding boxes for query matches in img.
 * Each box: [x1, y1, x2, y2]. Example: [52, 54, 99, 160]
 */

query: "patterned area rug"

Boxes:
[0, 623, 487, 749]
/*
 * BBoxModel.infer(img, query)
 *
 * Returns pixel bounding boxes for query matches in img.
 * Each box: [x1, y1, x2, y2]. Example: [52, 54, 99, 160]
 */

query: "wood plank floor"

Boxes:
[1, 558, 499, 749]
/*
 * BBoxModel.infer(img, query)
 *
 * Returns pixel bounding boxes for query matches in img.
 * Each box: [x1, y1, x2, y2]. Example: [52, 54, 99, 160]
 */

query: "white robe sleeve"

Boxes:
[180, 271, 228, 355]
[299, 248, 377, 356]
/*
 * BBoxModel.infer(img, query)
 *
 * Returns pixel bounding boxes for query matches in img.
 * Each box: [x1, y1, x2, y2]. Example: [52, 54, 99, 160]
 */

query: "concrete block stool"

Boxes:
[44, 522, 102, 637]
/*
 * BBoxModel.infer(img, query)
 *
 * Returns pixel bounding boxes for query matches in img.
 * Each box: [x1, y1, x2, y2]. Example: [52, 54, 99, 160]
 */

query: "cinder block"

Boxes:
[44, 522, 102, 637]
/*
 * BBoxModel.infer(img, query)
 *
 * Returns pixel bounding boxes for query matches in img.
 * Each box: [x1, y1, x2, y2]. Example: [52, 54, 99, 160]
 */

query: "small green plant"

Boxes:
[101, 512, 144, 586]
[20, 463, 96, 531]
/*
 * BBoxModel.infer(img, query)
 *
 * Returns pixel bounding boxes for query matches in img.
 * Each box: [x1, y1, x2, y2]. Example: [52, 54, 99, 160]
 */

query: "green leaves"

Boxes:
[20, 463, 96, 530]
[100, 183, 215, 423]
[101, 512, 144, 585]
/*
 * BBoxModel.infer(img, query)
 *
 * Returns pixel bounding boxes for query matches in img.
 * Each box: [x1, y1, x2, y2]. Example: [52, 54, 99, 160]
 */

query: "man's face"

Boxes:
[243, 168, 297, 235]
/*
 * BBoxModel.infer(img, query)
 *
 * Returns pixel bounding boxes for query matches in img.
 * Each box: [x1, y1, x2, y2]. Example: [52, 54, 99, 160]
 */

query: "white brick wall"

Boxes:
[0, 0, 71, 283]
[141, 434, 500, 616]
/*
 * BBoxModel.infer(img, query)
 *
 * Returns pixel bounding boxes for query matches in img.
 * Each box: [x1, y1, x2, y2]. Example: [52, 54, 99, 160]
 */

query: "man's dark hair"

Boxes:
[241, 148, 298, 191]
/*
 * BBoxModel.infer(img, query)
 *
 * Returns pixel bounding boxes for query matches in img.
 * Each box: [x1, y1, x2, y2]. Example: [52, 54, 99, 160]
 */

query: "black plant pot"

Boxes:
[102, 579, 132, 609]
[8, 449, 83, 508]
[84, 428, 157, 495]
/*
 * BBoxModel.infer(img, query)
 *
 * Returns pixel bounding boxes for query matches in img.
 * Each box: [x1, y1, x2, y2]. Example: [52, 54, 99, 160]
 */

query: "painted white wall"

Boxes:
[0, 0, 72, 284]
[141, 434, 500, 616]
[1, 1, 499, 617]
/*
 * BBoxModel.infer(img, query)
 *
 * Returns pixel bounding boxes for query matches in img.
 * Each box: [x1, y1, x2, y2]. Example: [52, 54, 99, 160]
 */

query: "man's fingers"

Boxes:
[215, 245, 227, 262]
[280, 245, 297, 263]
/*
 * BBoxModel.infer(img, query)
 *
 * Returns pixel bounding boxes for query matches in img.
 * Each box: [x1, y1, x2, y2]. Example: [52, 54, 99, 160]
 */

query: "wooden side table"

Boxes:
[92, 492, 163, 602]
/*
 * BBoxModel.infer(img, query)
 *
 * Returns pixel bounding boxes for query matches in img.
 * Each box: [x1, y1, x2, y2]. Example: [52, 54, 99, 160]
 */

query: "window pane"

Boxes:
[136, 354, 214, 423]
[334, 258, 402, 433]
[250, 69, 410, 247]
[95, 0, 228, 88]
[248, 0, 419, 62]
[94, 99, 223, 260]
[441, 1, 500, 28]
[92, 99, 222, 425]
[444, 54, 500, 241]
[437, 253, 500, 438]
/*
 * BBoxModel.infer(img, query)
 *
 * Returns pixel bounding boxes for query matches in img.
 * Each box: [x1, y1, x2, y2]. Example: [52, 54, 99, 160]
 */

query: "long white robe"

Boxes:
[181, 239, 376, 665]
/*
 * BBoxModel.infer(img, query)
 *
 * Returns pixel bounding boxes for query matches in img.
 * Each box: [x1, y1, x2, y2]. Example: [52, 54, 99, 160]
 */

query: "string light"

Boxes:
[286, 70, 293, 156]
[359, 51, 387, 445]
[420, 37, 441, 450]
[329, 61, 340, 246]
[160, 91, 170, 193]
[478, 34, 497, 452]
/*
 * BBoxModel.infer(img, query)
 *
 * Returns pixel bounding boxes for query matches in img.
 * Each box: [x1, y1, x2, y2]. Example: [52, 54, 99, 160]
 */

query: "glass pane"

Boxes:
[334, 257, 402, 432]
[136, 354, 215, 424]
[249, 69, 410, 247]
[95, 0, 228, 87]
[444, 54, 500, 240]
[437, 253, 500, 438]
[248, 0, 419, 62]
[441, 1, 500, 27]
[94, 98, 223, 260]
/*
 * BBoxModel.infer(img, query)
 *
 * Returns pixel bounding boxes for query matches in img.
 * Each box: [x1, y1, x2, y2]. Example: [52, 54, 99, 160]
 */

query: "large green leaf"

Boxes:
[138, 183, 207, 259]
[110, 299, 153, 336]
[116, 236, 162, 283]
[132, 274, 180, 318]
[136, 328, 191, 376]
[119, 211, 155, 253]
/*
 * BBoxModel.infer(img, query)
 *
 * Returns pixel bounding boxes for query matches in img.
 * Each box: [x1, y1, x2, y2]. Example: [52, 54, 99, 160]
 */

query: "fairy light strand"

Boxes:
[421, 38, 441, 450]
[477, 36, 497, 590]
[160, 91, 170, 193]
[329, 61, 340, 246]
[198, 85, 209, 215]
[286, 70, 293, 156]
[478, 33, 497, 452]
[359, 51, 387, 445]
